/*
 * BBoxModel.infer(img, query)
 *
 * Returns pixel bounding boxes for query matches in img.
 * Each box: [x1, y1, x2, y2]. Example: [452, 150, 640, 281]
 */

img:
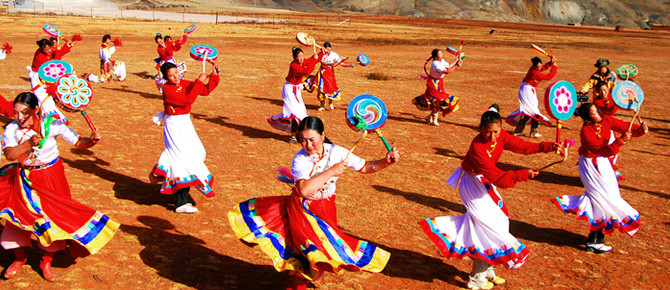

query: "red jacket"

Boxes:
[0, 94, 14, 117]
[157, 39, 184, 61]
[163, 74, 219, 115]
[522, 63, 557, 87]
[285, 57, 319, 85]
[579, 115, 644, 158]
[30, 45, 71, 72]
[593, 92, 618, 116]
[461, 130, 553, 189]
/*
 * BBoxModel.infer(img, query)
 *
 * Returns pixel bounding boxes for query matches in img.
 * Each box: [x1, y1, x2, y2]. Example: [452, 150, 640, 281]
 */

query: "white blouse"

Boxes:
[2, 120, 79, 166]
[291, 143, 365, 200]
[430, 59, 450, 79]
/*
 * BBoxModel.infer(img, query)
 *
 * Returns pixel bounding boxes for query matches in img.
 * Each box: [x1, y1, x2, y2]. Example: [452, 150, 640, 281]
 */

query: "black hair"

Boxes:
[14, 92, 39, 110]
[36, 39, 54, 51]
[531, 56, 542, 66]
[424, 49, 441, 75]
[160, 62, 178, 80]
[155, 33, 162, 42]
[102, 34, 111, 43]
[164, 35, 172, 41]
[577, 102, 594, 122]
[297, 116, 332, 144]
[292, 47, 303, 59]
[480, 104, 502, 128]
[595, 80, 609, 90]
[323, 42, 331, 48]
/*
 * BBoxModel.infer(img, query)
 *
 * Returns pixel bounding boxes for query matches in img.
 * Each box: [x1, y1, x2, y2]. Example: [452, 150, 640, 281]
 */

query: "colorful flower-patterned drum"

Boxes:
[346, 94, 388, 132]
[357, 54, 370, 66]
[43, 24, 61, 38]
[184, 24, 197, 35]
[54, 74, 93, 113]
[544, 80, 577, 121]
[38, 60, 73, 84]
[612, 81, 644, 111]
[189, 44, 218, 61]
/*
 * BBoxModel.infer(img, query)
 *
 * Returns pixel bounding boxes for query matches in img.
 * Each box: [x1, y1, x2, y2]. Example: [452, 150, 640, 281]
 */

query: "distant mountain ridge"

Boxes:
[110, 0, 670, 29]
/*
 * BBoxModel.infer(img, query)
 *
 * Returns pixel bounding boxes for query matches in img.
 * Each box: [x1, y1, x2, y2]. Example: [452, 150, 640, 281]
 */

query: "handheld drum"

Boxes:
[531, 44, 550, 57]
[446, 46, 460, 56]
[184, 24, 197, 35]
[616, 64, 638, 81]
[355, 54, 370, 66]
[345, 94, 392, 152]
[54, 74, 98, 133]
[295, 32, 322, 48]
[43, 24, 62, 38]
[190, 44, 218, 72]
[544, 80, 578, 144]
[38, 60, 73, 84]
[612, 81, 645, 130]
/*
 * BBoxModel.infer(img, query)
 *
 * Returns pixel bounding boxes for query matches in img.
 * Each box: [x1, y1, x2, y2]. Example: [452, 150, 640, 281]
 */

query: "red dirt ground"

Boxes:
[0, 12, 668, 290]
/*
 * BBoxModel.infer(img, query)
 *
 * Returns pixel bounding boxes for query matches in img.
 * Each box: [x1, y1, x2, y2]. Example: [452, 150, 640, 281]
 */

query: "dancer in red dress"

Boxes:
[1, 92, 118, 281]
[230, 116, 400, 290]
[412, 48, 462, 126]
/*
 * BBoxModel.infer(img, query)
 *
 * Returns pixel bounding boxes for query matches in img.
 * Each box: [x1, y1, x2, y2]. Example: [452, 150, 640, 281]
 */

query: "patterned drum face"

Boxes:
[296, 32, 310, 46]
[346, 94, 388, 132]
[616, 64, 638, 80]
[43, 24, 61, 38]
[38, 60, 73, 84]
[612, 81, 644, 110]
[184, 24, 197, 34]
[189, 44, 218, 61]
[357, 54, 370, 66]
[544, 80, 577, 121]
[54, 74, 92, 113]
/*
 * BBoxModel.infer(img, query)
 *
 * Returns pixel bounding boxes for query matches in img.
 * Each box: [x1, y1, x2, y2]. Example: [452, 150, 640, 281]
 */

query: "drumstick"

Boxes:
[627, 108, 640, 132]
[333, 57, 350, 68]
[344, 130, 368, 163]
[531, 44, 552, 58]
[202, 51, 209, 73]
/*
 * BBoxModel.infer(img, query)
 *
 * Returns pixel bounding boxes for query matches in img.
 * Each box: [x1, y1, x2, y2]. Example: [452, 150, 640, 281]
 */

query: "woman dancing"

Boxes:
[27, 38, 76, 88]
[88, 34, 126, 83]
[0, 92, 118, 281]
[506, 55, 557, 137]
[267, 46, 319, 143]
[412, 48, 462, 126]
[230, 116, 400, 290]
[311, 42, 352, 111]
[149, 61, 220, 214]
[419, 105, 560, 289]
[552, 103, 647, 253]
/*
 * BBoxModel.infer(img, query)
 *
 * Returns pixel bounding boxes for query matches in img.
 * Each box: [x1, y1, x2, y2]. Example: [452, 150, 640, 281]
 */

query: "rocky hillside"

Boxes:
[110, 0, 670, 29]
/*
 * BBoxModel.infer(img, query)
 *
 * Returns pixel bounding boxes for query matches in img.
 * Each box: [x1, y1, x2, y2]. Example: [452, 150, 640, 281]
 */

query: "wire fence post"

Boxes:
[152, 10, 155, 21]
[216, 12, 218, 24]
[90, 8, 93, 18]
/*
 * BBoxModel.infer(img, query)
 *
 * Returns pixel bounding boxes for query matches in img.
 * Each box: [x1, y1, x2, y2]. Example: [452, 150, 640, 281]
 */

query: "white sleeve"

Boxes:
[2, 123, 19, 149]
[291, 151, 313, 181]
[332, 52, 342, 63]
[331, 145, 366, 171]
[100, 47, 113, 63]
[54, 123, 80, 145]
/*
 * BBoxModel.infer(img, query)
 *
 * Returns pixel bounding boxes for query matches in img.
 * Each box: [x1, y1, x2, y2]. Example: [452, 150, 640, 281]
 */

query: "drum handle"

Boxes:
[555, 120, 562, 155]
[81, 110, 98, 136]
[375, 129, 392, 152]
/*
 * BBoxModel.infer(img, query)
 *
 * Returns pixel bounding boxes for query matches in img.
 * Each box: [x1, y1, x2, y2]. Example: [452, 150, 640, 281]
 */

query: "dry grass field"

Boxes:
[0, 12, 668, 290]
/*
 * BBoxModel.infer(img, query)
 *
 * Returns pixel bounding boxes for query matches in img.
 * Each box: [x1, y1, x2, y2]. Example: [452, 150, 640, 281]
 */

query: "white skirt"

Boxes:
[419, 167, 530, 268]
[506, 83, 551, 125]
[267, 82, 307, 132]
[151, 113, 214, 197]
[552, 155, 639, 236]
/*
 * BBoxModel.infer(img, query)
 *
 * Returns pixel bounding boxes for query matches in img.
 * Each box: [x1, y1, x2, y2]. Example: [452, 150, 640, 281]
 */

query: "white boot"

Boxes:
[485, 266, 506, 285]
[467, 272, 494, 290]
